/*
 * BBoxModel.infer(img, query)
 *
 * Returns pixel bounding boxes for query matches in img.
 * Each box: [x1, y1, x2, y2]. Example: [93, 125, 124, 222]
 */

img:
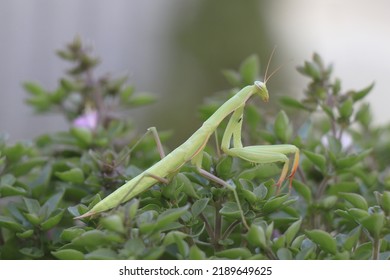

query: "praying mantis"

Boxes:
[77, 51, 300, 229]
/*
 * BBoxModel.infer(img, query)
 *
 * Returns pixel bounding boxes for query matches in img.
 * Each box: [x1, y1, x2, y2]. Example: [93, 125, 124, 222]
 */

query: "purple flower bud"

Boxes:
[73, 110, 98, 130]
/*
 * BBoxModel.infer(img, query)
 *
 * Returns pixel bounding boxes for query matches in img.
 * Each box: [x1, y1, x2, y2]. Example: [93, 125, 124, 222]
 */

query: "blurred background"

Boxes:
[1, 0, 390, 147]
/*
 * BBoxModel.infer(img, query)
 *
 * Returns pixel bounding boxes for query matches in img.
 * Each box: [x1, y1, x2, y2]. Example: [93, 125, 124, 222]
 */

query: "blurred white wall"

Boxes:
[0, 0, 173, 141]
[268, 0, 390, 123]
[1, 0, 390, 144]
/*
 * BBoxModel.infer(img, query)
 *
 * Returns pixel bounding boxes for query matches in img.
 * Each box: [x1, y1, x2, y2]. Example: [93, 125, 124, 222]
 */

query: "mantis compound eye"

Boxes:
[254, 81, 269, 102]
[254, 81, 265, 89]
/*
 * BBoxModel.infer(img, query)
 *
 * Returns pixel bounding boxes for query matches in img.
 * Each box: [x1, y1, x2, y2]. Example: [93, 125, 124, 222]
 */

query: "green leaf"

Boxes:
[328, 181, 359, 195]
[155, 205, 189, 229]
[246, 224, 267, 248]
[263, 222, 273, 241]
[306, 230, 337, 254]
[163, 231, 187, 246]
[292, 180, 312, 203]
[352, 82, 374, 102]
[24, 213, 42, 226]
[216, 156, 233, 180]
[355, 103, 372, 127]
[339, 192, 368, 210]
[335, 149, 372, 170]
[277, 248, 293, 260]
[273, 235, 286, 250]
[348, 208, 369, 221]
[215, 248, 252, 259]
[9, 157, 47, 176]
[239, 54, 259, 84]
[335, 209, 353, 221]
[19, 247, 44, 259]
[189, 245, 206, 260]
[285, 219, 302, 246]
[279, 96, 308, 110]
[338, 98, 353, 119]
[0, 216, 25, 232]
[3, 143, 28, 163]
[175, 234, 190, 258]
[381, 191, 390, 214]
[23, 82, 46, 96]
[119, 86, 134, 103]
[52, 249, 84, 260]
[262, 194, 290, 213]
[50, 87, 66, 103]
[353, 242, 372, 259]
[100, 215, 125, 234]
[296, 242, 316, 260]
[125, 199, 139, 221]
[23, 198, 41, 215]
[361, 213, 385, 239]
[0, 184, 27, 196]
[30, 163, 52, 198]
[319, 195, 338, 209]
[343, 227, 361, 251]
[70, 127, 93, 146]
[274, 110, 291, 142]
[127, 94, 155, 106]
[23, 81, 52, 111]
[16, 229, 34, 239]
[291, 234, 306, 249]
[41, 191, 64, 217]
[85, 248, 117, 260]
[191, 198, 209, 218]
[219, 202, 242, 219]
[121, 239, 145, 257]
[55, 168, 85, 184]
[222, 70, 241, 86]
[137, 211, 157, 233]
[1, 174, 16, 185]
[302, 150, 326, 172]
[71, 230, 109, 248]
[41, 209, 64, 231]
[241, 188, 258, 204]
[60, 227, 86, 241]
[297, 61, 321, 80]
[177, 173, 199, 199]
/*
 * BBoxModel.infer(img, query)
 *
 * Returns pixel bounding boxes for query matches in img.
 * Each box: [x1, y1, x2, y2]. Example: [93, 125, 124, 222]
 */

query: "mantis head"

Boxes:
[254, 81, 269, 102]
[253, 45, 286, 103]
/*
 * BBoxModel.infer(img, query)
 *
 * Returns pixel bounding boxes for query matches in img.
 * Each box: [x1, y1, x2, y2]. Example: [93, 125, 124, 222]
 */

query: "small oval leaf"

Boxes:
[306, 229, 337, 254]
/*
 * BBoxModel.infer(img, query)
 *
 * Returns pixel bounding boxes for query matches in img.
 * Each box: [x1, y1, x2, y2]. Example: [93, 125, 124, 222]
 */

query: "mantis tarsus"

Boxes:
[77, 55, 300, 229]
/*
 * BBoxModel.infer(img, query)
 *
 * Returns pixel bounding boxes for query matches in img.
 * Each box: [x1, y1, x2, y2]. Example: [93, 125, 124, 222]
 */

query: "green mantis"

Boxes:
[77, 59, 300, 228]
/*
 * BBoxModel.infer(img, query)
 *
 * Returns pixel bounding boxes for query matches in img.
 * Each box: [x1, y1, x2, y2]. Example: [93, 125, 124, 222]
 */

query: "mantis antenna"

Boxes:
[264, 45, 277, 83]
[264, 46, 286, 84]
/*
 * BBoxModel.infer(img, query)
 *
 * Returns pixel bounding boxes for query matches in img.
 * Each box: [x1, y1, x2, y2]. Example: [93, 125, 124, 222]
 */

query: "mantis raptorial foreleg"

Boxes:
[221, 104, 300, 193]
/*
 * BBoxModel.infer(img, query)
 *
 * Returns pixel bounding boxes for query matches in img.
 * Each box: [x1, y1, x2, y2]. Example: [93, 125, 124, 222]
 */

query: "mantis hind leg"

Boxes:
[147, 127, 166, 159]
[129, 127, 166, 160]
[197, 167, 249, 230]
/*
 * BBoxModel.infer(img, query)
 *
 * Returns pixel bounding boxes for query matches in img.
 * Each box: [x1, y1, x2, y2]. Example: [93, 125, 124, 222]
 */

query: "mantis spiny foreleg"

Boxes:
[221, 105, 300, 193]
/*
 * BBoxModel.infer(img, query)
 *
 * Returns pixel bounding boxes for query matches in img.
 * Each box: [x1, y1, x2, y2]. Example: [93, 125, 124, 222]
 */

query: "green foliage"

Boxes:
[1, 41, 390, 260]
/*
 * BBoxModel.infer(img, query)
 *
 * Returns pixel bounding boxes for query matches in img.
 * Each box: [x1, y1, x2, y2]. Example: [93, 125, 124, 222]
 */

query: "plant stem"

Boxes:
[214, 199, 222, 251]
[199, 212, 214, 243]
[221, 220, 240, 240]
[372, 238, 380, 260]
